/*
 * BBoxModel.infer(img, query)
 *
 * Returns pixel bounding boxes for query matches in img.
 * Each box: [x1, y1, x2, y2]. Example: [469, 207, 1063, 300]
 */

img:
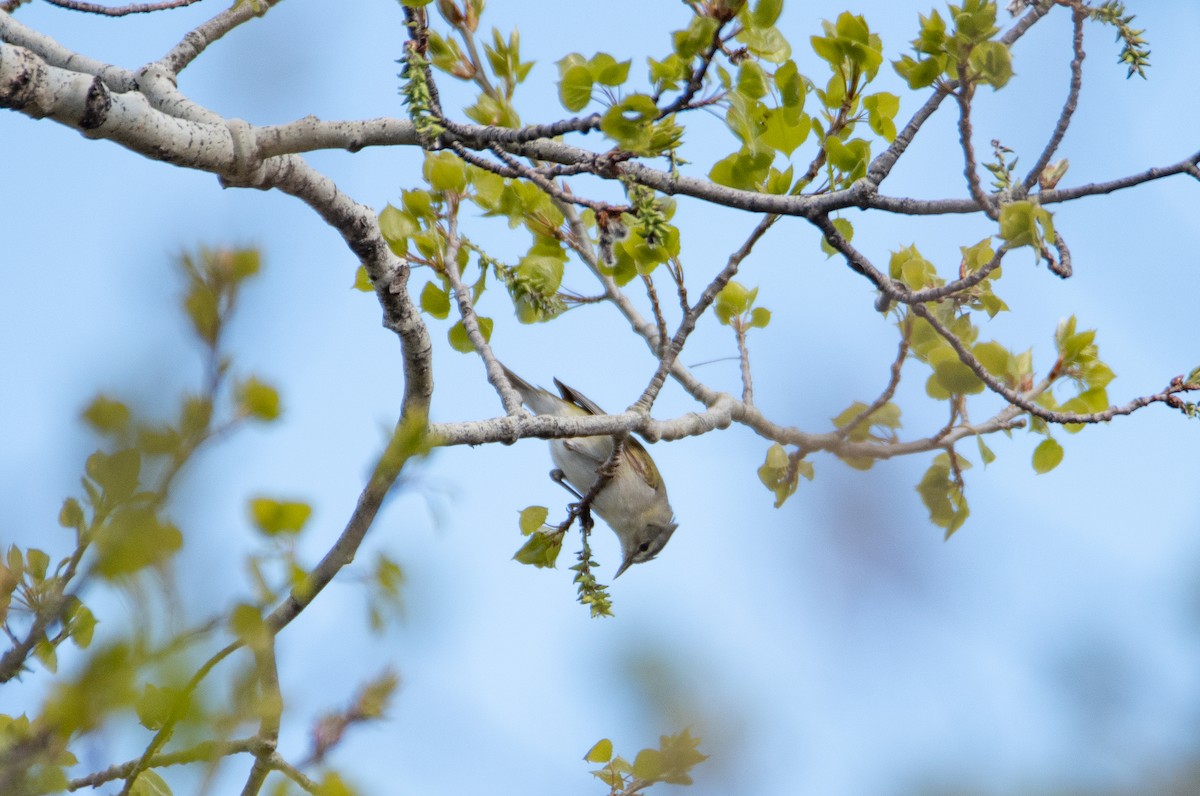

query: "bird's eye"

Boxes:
[638, 542, 650, 553]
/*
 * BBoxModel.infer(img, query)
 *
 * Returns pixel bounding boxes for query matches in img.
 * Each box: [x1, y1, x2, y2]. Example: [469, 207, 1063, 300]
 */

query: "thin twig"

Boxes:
[41, 0, 202, 15]
[954, 76, 996, 218]
[441, 198, 524, 415]
[734, 322, 754, 405]
[632, 214, 779, 412]
[641, 273, 669, 359]
[1023, 6, 1086, 191]
[910, 300, 1198, 424]
[837, 328, 911, 439]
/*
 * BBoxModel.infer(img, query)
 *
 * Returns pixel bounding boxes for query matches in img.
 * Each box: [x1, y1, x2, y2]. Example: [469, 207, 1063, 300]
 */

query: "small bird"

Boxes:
[501, 365, 678, 577]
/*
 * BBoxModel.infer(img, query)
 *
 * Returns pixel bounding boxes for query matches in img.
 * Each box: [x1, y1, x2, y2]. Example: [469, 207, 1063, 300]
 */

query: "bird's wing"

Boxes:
[553, 378, 606, 416]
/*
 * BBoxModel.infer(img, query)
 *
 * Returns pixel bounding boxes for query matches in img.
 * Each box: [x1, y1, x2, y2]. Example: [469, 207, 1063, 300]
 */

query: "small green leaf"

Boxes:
[558, 63, 594, 111]
[739, 25, 791, 63]
[249, 497, 312, 536]
[183, 284, 219, 346]
[633, 748, 664, 782]
[714, 281, 752, 325]
[93, 508, 182, 578]
[708, 148, 772, 191]
[589, 53, 631, 86]
[230, 602, 271, 651]
[513, 531, 562, 568]
[761, 108, 810, 156]
[129, 770, 173, 796]
[749, 0, 783, 29]
[423, 152, 468, 194]
[236, 377, 281, 422]
[352, 265, 374, 292]
[420, 281, 451, 319]
[749, 307, 771, 328]
[585, 738, 613, 764]
[59, 498, 85, 530]
[819, 217, 854, 258]
[518, 505, 549, 535]
[1032, 437, 1064, 474]
[969, 40, 1013, 88]
[86, 449, 141, 502]
[736, 61, 769, 99]
[82, 396, 131, 435]
[27, 548, 49, 580]
[976, 435, 995, 465]
[69, 603, 96, 648]
[448, 316, 493, 353]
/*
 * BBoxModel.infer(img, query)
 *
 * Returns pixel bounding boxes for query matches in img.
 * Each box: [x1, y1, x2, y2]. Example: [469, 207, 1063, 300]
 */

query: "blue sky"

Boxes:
[2, 2, 1199, 794]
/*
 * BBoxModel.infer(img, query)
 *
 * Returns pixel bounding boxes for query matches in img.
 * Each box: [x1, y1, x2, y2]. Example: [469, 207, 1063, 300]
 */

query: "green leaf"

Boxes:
[82, 396, 131, 435]
[653, 729, 709, 785]
[230, 602, 271, 652]
[736, 62, 769, 99]
[59, 498, 85, 530]
[513, 531, 562, 568]
[600, 94, 661, 154]
[589, 52, 631, 86]
[423, 152, 468, 194]
[183, 284, 219, 346]
[448, 316, 493, 353]
[749, 307, 771, 328]
[824, 136, 870, 180]
[708, 148, 772, 191]
[969, 40, 1013, 88]
[749, 0, 783, 28]
[893, 53, 945, 89]
[585, 738, 614, 764]
[352, 265, 374, 292]
[819, 217, 854, 258]
[379, 203, 418, 244]
[916, 453, 970, 536]
[976, 435, 995, 465]
[249, 497, 312, 536]
[863, 91, 899, 142]
[420, 281, 451, 319]
[761, 108, 810, 156]
[673, 16, 720, 60]
[1032, 437, 1064, 474]
[236, 377, 281, 422]
[739, 25, 791, 63]
[518, 506, 549, 535]
[972, 340, 1010, 379]
[68, 603, 95, 648]
[558, 63, 594, 111]
[932, 356, 985, 396]
[714, 281, 752, 325]
[633, 748, 664, 782]
[86, 449, 141, 503]
[998, 200, 1054, 250]
[94, 508, 182, 578]
[130, 770, 173, 796]
[27, 548, 49, 579]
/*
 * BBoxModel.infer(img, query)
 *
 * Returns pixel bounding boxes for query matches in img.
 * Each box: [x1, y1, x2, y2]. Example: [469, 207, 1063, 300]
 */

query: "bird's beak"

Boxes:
[614, 552, 636, 579]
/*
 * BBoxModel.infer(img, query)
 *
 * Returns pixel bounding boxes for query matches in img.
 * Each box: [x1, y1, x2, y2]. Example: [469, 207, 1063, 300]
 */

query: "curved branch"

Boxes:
[1023, 5, 1086, 191]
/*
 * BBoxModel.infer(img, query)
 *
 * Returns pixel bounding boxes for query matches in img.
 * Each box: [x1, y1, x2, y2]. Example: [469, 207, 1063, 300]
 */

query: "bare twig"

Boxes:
[837, 328, 911, 439]
[632, 214, 779, 412]
[734, 322, 754, 405]
[641, 273, 669, 359]
[41, 0, 202, 16]
[1024, 6, 1087, 191]
[954, 76, 996, 217]
[441, 199, 524, 415]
